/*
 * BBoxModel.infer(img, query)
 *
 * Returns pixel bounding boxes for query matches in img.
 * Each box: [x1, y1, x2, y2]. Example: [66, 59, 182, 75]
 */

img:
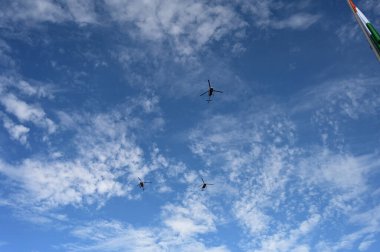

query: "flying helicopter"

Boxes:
[200, 80, 223, 103]
[138, 177, 152, 191]
[200, 177, 214, 191]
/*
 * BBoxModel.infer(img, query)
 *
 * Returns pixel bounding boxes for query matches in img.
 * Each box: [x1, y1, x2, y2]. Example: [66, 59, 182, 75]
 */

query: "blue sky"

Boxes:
[0, 0, 380, 251]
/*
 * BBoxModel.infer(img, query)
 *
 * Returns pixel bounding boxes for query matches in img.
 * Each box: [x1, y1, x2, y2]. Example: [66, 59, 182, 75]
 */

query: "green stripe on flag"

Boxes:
[366, 23, 380, 43]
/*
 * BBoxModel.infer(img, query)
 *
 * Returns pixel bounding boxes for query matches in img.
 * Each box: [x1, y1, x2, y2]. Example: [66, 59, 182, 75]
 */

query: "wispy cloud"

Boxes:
[0, 0, 68, 24]
[0, 39, 15, 68]
[253, 214, 320, 252]
[61, 219, 230, 252]
[271, 13, 320, 30]
[162, 192, 218, 237]
[63, 220, 165, 251]
[316, 204, 380, 251]
[15, 80, 55, 99]
[105, 0, 246, 56]
[292, 76, 380, 148]
[0, 95, 187, 222]
[336, 23, 360, 45]
[0, 0, 97, 25]
[65, 0, 98, 24]
[0, 112, 30, 145]
[362, 0, 380, 16]
[0, 93, 56, 134]
[0, 107, 144, 212]
[298, 151, 379, 198]
[294, 77, 380, 118]
[238, 0, 320, 30]
[0, 0, 321, 63]
[186, 74, 380, 250]
[0, 76, 57, 142]
[1, 0, 245, 58]
[1, 1, 380, 251]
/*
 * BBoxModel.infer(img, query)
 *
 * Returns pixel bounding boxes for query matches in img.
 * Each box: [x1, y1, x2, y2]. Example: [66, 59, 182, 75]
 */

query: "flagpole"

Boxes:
[347, 0, 380, 62]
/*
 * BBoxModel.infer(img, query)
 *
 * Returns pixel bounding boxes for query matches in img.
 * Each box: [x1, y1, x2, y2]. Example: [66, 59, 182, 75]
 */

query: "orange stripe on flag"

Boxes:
[349, 0, 357, 12]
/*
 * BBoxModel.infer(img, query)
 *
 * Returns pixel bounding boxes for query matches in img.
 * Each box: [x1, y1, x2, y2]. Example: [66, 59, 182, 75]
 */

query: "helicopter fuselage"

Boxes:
[208, 88, 214, 96]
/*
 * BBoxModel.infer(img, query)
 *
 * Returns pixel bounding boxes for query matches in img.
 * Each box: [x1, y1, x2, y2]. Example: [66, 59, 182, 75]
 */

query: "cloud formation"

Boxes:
[0, 112, 30, 145]
[187, 75, 380, 251]
[62, 219, 230, 252]
[238, 0, 320, 30]
[0, 1, 379, 251]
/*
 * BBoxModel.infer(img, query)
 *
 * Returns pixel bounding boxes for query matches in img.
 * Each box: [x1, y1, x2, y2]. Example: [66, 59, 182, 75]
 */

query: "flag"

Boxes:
[347, 0, 380, 62]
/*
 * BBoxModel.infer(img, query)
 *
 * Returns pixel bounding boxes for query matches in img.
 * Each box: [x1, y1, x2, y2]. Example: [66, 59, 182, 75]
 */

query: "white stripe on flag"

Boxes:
[356, 8, 371, 34]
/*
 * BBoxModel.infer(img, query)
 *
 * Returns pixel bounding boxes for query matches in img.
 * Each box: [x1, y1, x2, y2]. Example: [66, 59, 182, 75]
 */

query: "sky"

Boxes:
[0, 0, 380, 251]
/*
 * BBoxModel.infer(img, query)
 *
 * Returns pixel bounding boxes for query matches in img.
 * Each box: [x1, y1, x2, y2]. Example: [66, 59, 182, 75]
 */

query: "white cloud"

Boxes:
[105, 0, 245, 56]
[295, 77, 380, 119]
[185, 75, 380, 251]
[293, 245, 310, 252]
[253, 214, 320, 252]
[291, 76, 380, 149]
[1, 0, 246, 56]
[65, 220, 164, 252]
[66, 0, 97, 24]
[0, 96, 188, 223]
[61, 219, 230, 252]
[0, 93, 56, 134]
[298, 151, 378, 199]
[363, 0, 380, 15]
[0, 0, 98, 25]
[233, 202, 270, 235]
[140, 95, 160, 114]
[0, 76, 55, 99]
[271, 13, 320, 30]
[187, 108, 310, 246]
[188, 110, 296, 178]
[0, 158, 126, 210]
[0, 0, 68, 24]
[336, 23, 360, 44]
[317, 205, 380, 252]
[237, 0, 320, 30]
[359, 239, 375, 251]
[162, 192, 217, 237]
[0, 75, 58, 143]
[230, 144, 300, 238]
[0, 0, 321, 64]
[16, 80, 54, 99]
[0, 112, 30, 145]
[0, 39, 15, 68]
[0, 5, 379, 249]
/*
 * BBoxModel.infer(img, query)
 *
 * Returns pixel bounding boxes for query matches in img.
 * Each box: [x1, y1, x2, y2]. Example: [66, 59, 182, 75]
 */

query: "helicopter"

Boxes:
[200, 80, 223, 103]
[138, 177, 152, 191]
[200, 177, 214, 191]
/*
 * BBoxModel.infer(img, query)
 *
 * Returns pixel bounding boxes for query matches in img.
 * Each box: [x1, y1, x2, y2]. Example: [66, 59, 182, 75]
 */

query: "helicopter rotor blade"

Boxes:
[138, 177, 142, 182]
[208, 80, 211, 88]
[214, 90, 223, 93]
[144, 181, 152, 184]
[201, 177, 205, 183]
[200, 91, 208, 96]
